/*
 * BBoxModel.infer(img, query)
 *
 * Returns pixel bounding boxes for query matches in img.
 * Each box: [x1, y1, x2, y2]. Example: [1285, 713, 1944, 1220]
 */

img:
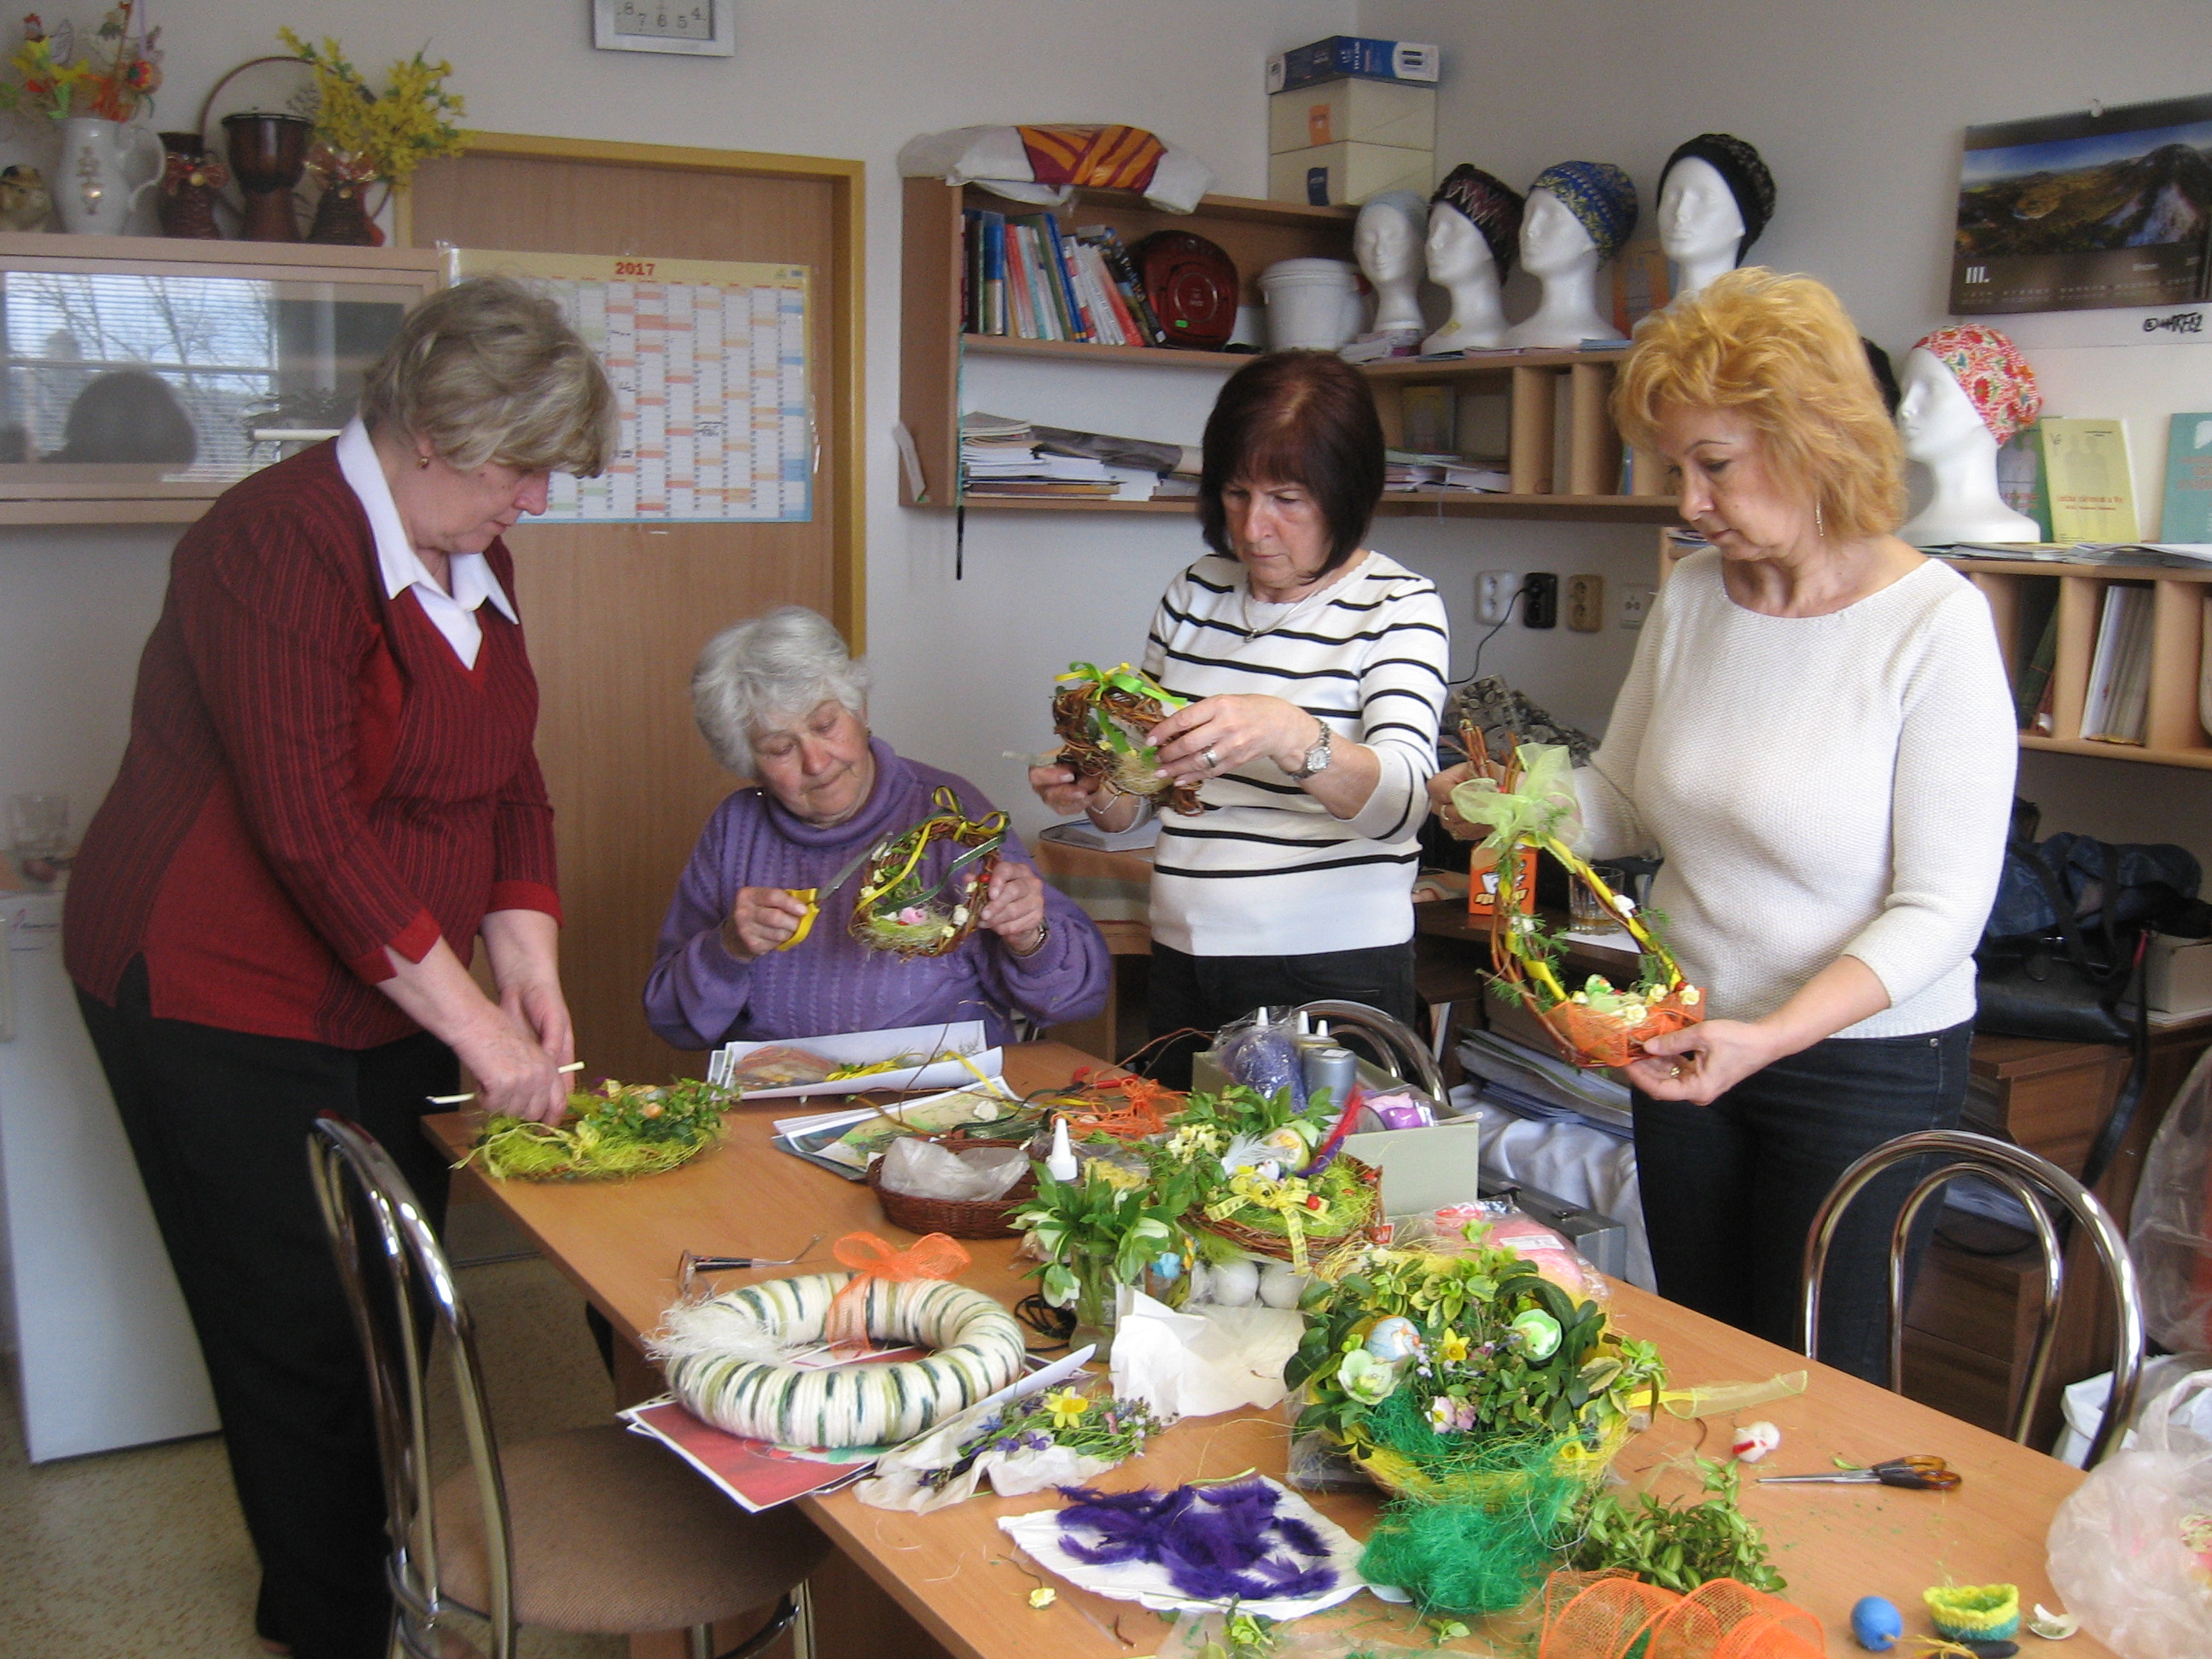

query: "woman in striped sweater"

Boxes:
[1032, 352, 1449, 1083]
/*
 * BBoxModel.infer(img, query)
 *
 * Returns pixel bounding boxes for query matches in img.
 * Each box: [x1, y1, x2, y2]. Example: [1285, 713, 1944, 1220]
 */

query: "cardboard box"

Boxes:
[1269, 141, 1433, 207]
[2150, 932, 2212, 1016]
[1269, 77, 1435, 154]
[1268, 36, 1441, 93]
[1468, 845, 1538, 918]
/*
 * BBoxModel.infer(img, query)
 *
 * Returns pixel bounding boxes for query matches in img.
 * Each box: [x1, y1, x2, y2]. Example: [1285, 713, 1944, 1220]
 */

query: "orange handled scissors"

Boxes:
[1759, 1454, 1962, 1491]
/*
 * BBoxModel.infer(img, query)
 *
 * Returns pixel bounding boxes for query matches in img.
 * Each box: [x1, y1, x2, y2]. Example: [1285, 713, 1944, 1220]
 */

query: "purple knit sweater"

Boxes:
[643, 740, 1110, 1050]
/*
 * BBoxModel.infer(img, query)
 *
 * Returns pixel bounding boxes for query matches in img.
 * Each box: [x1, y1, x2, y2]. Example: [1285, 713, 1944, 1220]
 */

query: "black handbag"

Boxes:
[1976, 812, 2210, 1186]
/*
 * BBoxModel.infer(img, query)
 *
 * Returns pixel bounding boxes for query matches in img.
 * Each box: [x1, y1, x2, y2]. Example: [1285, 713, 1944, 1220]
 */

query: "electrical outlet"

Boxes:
[1476, 570, 1520, 626]
[1522, 572, 1558, 628]
[1566, 573, 1604, 632]
[1620, 586, 1656, 629]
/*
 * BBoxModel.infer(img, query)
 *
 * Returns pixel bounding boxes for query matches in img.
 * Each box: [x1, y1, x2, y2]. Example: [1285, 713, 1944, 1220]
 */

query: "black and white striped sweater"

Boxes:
[1140, 550, 1449, 956]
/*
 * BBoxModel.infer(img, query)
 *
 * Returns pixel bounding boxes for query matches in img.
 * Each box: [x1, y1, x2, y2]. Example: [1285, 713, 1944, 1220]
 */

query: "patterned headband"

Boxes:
[1913, 323, 2042, 445]
[1528, 161, 1639, 265]
[1660, 133, 1776, 260]
[1430, 165, 1526, 274]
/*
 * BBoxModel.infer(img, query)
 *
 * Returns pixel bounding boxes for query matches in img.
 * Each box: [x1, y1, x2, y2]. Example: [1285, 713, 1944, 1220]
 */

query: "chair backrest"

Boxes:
[1800, 1128, 2145, 1468]
[1293, 999, 1450, 1103]
[307, 1112, 518, 1659]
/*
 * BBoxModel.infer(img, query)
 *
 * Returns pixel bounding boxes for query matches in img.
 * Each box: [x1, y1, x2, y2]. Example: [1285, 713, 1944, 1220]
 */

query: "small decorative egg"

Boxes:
[1258, 1262, 1307, 1309]
[1364, 1314, 1423, 1360]
[1732, 1421, 1781, 1463]
[1849, 1596, 1902, 1652]
[1209, 1259, 1260, 1307]
[1150, 1251, 1183, 1282]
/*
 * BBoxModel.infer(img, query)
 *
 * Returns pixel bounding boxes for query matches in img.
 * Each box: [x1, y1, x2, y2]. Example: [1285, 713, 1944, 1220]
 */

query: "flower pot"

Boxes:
[55, 118, 163, 235]
[223, 112, 310, 242]
[155, 131, 222, 239]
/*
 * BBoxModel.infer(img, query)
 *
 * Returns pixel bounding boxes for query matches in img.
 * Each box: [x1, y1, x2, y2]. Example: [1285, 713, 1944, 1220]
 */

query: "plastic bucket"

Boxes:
[1262, 258, 1363, 350]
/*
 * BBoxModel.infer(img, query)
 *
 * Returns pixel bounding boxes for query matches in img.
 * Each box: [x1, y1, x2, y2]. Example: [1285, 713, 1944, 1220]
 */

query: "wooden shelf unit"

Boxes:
[899, 177, 1676, 523]
[1962, 558, 2212, 770]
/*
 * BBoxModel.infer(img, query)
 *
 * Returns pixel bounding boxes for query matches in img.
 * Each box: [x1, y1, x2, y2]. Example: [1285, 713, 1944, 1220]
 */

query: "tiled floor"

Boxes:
[0, 1202, 626, 1658]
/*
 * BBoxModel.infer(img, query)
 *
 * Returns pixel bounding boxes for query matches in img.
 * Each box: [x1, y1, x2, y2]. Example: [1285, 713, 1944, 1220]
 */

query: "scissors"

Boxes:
[1759, 1454, 1962, 1491]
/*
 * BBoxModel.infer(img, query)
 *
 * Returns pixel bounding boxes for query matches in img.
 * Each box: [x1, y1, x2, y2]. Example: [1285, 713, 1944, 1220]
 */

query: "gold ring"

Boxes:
[1668, 1064, 1684, 1079]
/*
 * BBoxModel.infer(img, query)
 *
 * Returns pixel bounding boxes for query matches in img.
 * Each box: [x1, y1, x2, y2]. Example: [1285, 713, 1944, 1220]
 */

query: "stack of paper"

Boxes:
[1382, 449, 1510, 492]
[1455, 1029, 1633, 1134]
[2081, 584, 2156, 744]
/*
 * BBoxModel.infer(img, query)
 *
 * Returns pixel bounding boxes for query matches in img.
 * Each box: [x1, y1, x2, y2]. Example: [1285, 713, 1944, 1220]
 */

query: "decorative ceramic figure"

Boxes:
[1656, 134, 1775, 300]
[54, 117, 164, 235]
[224, 112, 310, 242]
[1353, 189, 1429, 341]
[1423, 165, 1523, 353]
[1895, 324, 2043, 546]
[1505, 161, 1637, 348]
[0, 166, 52, 231]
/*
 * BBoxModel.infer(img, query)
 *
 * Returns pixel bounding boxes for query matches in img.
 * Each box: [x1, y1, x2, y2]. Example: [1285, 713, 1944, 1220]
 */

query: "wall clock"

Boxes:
[592, 0, 735, 56]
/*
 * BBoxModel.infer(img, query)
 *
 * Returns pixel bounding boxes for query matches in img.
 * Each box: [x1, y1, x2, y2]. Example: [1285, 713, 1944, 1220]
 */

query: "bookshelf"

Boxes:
[899, 176, 1678, 524]
[1963, 559, 2212, 770]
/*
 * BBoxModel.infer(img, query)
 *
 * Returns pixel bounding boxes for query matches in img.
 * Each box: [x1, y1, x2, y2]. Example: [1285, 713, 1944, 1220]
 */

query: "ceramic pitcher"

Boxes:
[55, 118, 164, 235]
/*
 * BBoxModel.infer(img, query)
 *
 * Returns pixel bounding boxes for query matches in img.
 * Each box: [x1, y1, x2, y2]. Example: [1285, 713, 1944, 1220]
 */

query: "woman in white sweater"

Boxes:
[1437, 270, 2016, 1379]
[1033, 352, 1448, 1084]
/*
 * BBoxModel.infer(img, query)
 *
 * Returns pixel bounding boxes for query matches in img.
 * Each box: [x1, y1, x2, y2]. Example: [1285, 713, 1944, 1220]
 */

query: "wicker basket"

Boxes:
[1198, 1155, 1384, 1264]
[864, 1133, 1038, 1240]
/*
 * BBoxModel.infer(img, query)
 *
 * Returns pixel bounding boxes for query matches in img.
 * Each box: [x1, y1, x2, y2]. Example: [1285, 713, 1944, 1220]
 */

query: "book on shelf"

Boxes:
[2040, 417, 2140, 543]
[1076, 227, 1167, 346]
[2081, 583, 2156, 744]
[2015, 602, 2059, 733]
[963, 208, 1180, 347]
[1942, 541, 2212, 568]
[1399, 384, 1455, 454]
[1996, 422, 2053, 539]
[1382, 448, 1508, 492]
[2162, 411, 2212, 542]
[2202, 592, 2212, 739]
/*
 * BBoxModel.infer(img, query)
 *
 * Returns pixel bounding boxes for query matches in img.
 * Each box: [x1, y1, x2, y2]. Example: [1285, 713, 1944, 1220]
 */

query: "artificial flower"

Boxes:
[1028, 1587, 1057, 1609]
[1511, 1308, 1563, 1360]
[1043, 1388, 1091, 1429]
[1336, 1348, 1399, 1406]
[1436, 1329, 1471, 1365]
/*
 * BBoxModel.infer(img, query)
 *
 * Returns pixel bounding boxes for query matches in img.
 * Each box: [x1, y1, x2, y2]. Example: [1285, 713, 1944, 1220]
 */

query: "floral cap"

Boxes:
[1913, 323, 2042, 444]
[1529, 160, 1639, 264]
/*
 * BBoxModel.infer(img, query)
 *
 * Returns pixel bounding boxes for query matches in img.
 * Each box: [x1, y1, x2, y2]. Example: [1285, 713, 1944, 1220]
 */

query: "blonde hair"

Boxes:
[360, 276, 615, 475]
[1613, 267, 1903, 542]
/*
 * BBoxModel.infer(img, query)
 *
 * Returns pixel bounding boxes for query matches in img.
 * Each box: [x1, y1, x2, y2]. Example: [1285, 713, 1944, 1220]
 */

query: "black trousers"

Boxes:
[77, 958, 457, 1659]
[1632, 1020, 1973, 1383]
[1144, 938, 1420, 1089]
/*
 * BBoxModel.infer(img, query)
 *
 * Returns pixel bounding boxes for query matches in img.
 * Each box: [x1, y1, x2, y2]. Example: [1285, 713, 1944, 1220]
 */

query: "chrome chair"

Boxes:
[1293, 999, 1451, 1103]
[308, 1113, 826, 1659]
[1801, 1128, 2145, 1468]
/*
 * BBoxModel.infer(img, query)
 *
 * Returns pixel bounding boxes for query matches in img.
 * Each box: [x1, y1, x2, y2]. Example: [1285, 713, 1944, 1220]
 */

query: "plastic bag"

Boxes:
[1214, 1011, 1307, 1109]
[2046, 1367, 2212, 1656]
[876, 1137, 1028, 1201]
[2132, 1049, 2212, 1354]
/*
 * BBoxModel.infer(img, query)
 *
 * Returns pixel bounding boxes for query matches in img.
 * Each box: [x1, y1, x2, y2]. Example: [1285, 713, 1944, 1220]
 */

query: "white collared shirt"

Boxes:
[335, 418, 518, 670]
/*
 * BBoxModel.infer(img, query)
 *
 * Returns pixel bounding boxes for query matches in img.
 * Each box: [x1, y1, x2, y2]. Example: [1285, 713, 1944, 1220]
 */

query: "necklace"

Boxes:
[1238, 551, 1367, 639]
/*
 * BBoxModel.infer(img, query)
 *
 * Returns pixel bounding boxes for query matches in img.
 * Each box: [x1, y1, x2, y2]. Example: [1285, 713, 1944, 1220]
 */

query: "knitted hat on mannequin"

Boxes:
[1659, 133, 1777, 261]
[1913, 323, 2042, 444]
[1430, 165, 1526, 273]
[1528, 161, 1639, 264]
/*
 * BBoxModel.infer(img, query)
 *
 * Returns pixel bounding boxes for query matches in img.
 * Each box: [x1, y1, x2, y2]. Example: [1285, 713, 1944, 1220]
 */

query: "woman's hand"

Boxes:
[1029, 760, 1103, 818]
[721, 887, 812, 959]
[1428, 760, 1480, 839]
[1150, 694, 1318, 785]
[455, 1008, 572, 1123]
[1623, 1019, 1785, 1105]
[979, 860, 1049, 955]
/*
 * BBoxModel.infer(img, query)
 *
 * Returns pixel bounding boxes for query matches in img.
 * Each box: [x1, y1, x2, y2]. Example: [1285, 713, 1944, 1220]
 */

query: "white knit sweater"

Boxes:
[1141, 550, 1448, 957]
[1577, 550, 2017, 1039]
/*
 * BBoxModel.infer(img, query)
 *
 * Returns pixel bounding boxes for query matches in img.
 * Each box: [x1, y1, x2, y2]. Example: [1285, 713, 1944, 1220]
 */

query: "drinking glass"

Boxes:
[1569, 863, 1627, 935]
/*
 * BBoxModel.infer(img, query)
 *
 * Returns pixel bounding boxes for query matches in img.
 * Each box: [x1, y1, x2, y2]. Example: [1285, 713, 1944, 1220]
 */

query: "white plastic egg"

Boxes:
[1364, 1315, 1423, 1361]
[1209, 1259, 1260, 1307]
[1257, 1262, 1307, 1309]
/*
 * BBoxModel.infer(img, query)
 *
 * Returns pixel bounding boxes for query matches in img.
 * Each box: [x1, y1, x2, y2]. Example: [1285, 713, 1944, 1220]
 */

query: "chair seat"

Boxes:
[434, 1424, 830, 1634]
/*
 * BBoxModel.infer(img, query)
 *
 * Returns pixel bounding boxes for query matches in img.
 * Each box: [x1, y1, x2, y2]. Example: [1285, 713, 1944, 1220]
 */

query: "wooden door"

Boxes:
[405, 134, 864, 1087]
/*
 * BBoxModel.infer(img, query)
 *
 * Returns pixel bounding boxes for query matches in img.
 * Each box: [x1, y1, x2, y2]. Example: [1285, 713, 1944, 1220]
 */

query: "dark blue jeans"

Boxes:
[1633, 1021, 1973, 1383]
[1145, 939, 1419, 1088]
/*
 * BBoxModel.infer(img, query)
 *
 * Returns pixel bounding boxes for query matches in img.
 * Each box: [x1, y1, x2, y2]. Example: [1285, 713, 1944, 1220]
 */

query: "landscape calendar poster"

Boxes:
[1951, 93, 2212, 314]
[446, 247, 813, 521]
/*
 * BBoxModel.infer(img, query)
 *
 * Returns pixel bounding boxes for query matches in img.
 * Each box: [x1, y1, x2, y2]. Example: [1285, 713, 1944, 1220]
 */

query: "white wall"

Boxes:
[1362, 0, 2212, 864]
[0, 0, 1357, 843]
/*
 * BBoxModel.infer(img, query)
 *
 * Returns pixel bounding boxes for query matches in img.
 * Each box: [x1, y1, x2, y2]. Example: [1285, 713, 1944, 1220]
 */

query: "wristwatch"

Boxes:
[1289, 720, 1334, 781]
[1010, 917, 1051, 958]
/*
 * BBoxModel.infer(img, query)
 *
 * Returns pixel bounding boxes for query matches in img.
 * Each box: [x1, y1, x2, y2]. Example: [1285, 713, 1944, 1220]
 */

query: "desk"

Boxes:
[428, 1042, 2110, 1659]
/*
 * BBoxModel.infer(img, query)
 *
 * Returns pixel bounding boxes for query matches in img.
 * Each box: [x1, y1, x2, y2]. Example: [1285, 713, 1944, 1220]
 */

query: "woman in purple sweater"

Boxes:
[644, 606, 1109, 1048]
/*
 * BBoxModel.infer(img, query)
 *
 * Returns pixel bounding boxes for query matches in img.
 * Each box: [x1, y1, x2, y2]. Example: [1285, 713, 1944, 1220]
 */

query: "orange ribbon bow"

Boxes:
[825, 1230, 970, 1351]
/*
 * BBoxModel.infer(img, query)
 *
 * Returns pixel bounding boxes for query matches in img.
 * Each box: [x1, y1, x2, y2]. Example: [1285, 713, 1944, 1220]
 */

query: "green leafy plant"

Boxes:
[461, 1076, 730, 1180]
[277, 29, 464, 189]
[921, 1384, 1160, 1493]
[1009, 1156, 1196, 1329]
[1565, 1456, 1784, 1593]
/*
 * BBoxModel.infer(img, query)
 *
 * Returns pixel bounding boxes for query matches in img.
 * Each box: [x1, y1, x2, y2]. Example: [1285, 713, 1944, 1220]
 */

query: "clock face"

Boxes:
[593, 0, 734, 55]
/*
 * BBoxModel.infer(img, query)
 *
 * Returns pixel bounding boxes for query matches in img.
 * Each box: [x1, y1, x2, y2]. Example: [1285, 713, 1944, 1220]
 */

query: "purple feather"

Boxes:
[1052, 1481, 1338, 1604]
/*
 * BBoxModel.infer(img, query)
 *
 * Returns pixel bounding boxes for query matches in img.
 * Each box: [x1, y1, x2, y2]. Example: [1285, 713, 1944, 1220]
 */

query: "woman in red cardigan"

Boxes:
[66, 277, 614, 1659]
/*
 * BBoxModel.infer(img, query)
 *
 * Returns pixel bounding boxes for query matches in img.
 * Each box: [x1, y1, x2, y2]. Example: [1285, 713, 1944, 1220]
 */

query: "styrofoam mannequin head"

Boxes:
[1894, 344, 2041, 544]
[1426, 201, 1495, 286]
[1355, 191, 1426, 285]
[1896, 347, 1996, 465]
[1657, 156, 1745, 268]
[1521, 188, 1598, 276]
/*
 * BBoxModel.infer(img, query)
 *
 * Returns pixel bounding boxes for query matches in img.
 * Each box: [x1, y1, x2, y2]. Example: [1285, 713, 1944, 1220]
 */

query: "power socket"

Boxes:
[1522, 572, 1558, 628]
[1476, 570, 1520, 626]
[1565, 573, 1604, 632]
[1620, 586, 1656, 629]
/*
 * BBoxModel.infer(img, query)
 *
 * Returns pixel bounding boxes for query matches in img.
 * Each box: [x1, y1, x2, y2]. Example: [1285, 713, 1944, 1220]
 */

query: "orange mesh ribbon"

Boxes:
[1017, 124, 1168, 193]
[1537, 1572, 1825, 1659]
[824, 1230, 970, 1352]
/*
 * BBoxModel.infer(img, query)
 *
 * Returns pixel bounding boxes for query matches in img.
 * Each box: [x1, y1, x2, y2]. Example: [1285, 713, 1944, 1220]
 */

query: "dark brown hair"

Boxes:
[1198, 351, 1384, 575]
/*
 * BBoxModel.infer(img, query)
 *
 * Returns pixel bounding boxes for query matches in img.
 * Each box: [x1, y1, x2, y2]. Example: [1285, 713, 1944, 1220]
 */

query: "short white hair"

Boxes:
[692, 606, 869, 777]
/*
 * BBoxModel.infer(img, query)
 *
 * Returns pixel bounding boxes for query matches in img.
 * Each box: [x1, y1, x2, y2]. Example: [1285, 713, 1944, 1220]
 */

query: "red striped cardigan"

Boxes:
[65, 440, 560, 1049]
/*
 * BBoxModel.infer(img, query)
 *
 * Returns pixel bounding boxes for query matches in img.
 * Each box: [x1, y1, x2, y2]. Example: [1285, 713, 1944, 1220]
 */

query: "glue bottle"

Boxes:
[1045, 1117, 1079, 1182]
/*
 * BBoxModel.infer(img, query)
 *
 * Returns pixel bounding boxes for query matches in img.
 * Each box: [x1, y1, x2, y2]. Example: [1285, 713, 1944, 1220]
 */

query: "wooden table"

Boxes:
[428, 1042, 2110, 1659]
